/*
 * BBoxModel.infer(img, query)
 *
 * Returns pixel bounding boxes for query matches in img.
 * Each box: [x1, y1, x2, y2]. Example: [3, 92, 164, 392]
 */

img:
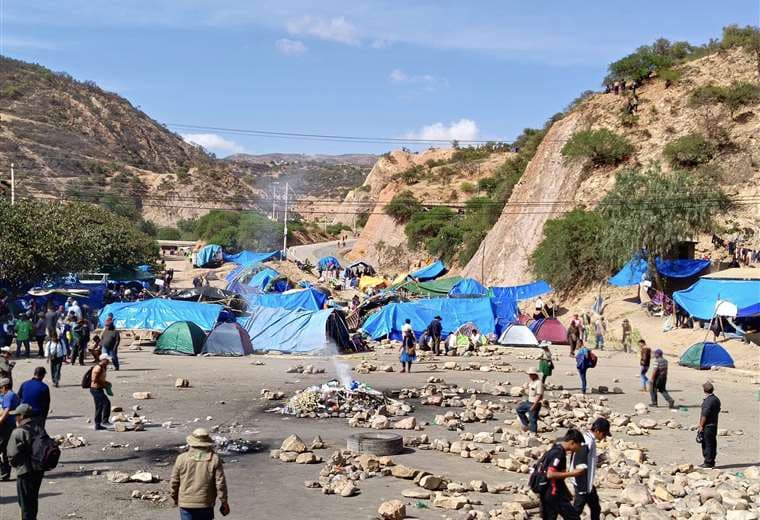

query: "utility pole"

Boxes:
[10, 163, 15, 206]
[282, 182, 288, 258]
[271, 183, 278, 221]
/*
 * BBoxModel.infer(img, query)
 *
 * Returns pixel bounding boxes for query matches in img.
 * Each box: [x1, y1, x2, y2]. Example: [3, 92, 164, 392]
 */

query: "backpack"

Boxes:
[24, 424, 61, 472]
[588, 350, 598, 368]
[528, 449, 552, 494]
[81, 366, 94, 389]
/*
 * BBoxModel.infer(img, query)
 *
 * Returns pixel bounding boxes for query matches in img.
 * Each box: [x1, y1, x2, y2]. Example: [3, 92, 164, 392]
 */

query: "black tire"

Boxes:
[346, 432, 403, 456]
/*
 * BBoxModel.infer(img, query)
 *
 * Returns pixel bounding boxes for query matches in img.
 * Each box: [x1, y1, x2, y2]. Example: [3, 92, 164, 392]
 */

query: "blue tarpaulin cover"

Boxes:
[489, 290, 519, 336]
[196, 244, 222, 267]
[609, 255, 710, 286]
[673, 278, 760, 320]
[362, 297, 495, 340]
[491, 280, 552, 302]
[28, 281, 108, 310]
[247, 288, 327, 312]
[239, 306, 340, 353]
[410, 260, 446, 281]
[738, 303, 760, 318]
[99, 299, 222, 331]
[318, 256, 341, 270]
[223, 250, 279, 266]
[449, 278, 489, 298]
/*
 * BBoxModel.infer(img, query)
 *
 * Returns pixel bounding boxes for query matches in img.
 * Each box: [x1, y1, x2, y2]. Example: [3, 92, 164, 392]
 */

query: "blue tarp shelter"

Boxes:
[28, 281, 108, 310]
[738, 303, 760, 318]
[239, 306, 350, 353]
[491, 280, 552, 303]
[318, 256, 341, 270]
[410, 260, 446, 281]
[223, 250, 279, 266]
[609, 255, 710, 286]
[449, 278, 489, 298]
[99, 299, 222, 331]
[673, 278, 760, 320]
[362, 297, 495, 340]
[196, 244, 223, 267]
[247, 288, 327, 312]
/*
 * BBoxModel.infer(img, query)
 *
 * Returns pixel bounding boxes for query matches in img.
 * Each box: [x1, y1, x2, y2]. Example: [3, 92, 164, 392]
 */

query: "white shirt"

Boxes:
[527, 379, 544, 404]
[573, 431, 597, 493]
[402, 323, 412, 334]
[69, 303, 82, 320]
[535, 297, 544, 310]
[44, 340, 67, 359]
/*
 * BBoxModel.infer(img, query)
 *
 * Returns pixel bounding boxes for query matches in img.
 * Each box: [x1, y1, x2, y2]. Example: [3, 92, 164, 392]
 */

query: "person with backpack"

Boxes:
[649, 349, 675, 408]
[18, 368, 50, 429]
[399, 327, 416, 374]
[0, 377, 19, 480]
[532, 428, 584, 520]
[575, 342, 595, 394]
[571, 418, 611, 520]
[90, 354, 112, 430]
[44, 333, 66, 388]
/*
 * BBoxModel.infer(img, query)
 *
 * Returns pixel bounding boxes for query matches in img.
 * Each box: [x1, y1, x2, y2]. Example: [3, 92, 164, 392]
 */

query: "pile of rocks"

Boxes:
[110, 410, 147, 433]
[270, 435, 324, 465]
[260, 388, 285, 400]
[285, 365, 326, 375]
[106, 471, 161, 484]
[55, 433, 87, 449]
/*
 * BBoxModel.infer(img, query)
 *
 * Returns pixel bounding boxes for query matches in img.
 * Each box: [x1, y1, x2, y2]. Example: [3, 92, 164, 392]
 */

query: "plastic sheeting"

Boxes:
[361, 297, 495, 340]
[492, 280, 552, 302]
[239, 306, 349, 354]
[222, 250, 279, 266]
[449, 278, 489, 298]
[247, 288, 327, 312]
[397, 276, 462, 297]
[318, 256, 341, 270]
[609, 255, 710, 286]
[196, 244, 222, 267]
[489, 289, 519, 336]
[673, 278, 760, 320]
[99, 299, 222, 331]
[359, 276, 387, 291]
[738, 303, 760, 318]
[28, 281, 107, 310]
[410, 260, 446, 281]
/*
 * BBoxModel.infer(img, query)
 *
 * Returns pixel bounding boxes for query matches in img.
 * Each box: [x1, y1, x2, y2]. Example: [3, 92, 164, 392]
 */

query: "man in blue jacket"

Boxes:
[18, 367, 50, 429]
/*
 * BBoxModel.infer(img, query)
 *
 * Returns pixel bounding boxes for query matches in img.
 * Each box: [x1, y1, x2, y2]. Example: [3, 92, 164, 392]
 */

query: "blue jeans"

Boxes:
[180, 507, 214, 520]
[595, 334, 604, 350]
[640, 366, 649, 388]
[103, 345, 119, 370]
[578, 369, 588, 393]
[516, 401, 541, 433]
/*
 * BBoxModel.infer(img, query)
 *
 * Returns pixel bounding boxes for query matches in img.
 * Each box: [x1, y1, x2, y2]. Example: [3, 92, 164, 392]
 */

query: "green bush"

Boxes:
[657, 68, 682, 87]
[561, 129, 634, 166]
[355, 211, 369, 228]
[393, 165, 424, 184]
[0, 84, 23, 99]
[460, 181, 476, 194]
[690, 82, 760, 116]
[181, 210, 283, 251]
[157, 227, 181, 240]
[404, 207, 462, 261]
[384, 191, 422, 223]
[326, 223, 350, 236]
[663, 134, 716, 167]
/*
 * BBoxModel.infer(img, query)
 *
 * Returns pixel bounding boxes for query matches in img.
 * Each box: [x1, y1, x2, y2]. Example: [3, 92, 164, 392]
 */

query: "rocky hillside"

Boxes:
[464, 47, 760, 284]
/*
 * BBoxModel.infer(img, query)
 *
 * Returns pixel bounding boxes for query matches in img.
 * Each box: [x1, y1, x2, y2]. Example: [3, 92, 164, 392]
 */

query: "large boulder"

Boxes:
[281, 435, 307, 453]
[378, 500, 406, 520]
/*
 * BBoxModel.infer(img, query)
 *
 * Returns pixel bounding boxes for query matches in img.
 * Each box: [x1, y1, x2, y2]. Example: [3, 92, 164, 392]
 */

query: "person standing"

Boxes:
[698, 382, 721, 468]
[516, 368, 544, 434]
[638, 339, 651, 391]
[649, 349, 675, 408]
[68, 299, 82, 321]
[0, 377, 19, 480]
[33, 314, 46, 358]
[593, 316, 606, 350]
[170, 428, 230, 520]
[15, 313, 33, 358]
[7, 403, 46, 520]
[621, 319, 632, 353]
[575, 342, 591, 394]
[90, 354, 112, 430]
[538, 429, 584, 520]
[538, 344, 554, 383]
[100, 318, 121, 370]
[572, 418, 611, 520]
[18, 367, 50, 429]
[0, 347, 15, 389]
[44, 333, 66, 388]
[399, 328, 416, 374]
[426, 316, 443, 356]
[43, 305, 59, 340]
[566, 321, 580, 357]
[69, 319, 86, 366]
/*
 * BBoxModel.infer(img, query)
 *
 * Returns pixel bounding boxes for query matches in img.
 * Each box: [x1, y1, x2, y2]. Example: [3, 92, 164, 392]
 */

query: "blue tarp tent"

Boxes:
[196, 244, 222, 267]
[99, 299, 222, 331]
[491, 281, 552, 303]
[223, 250, 279, 266]
[410, 260, 446, 281]
[679, 341, 735, 369]
[610, 255, 710, 286]
[247, 288, 327, 312]
[449, 278, 489, 298]
[489, 291, 519, 336]
[673, 278, 760, 320]
[738, 303, 760, 317]
[318, 256, 341, 270]
[239, 306, 350, 354]
[362, 297, 495, 340]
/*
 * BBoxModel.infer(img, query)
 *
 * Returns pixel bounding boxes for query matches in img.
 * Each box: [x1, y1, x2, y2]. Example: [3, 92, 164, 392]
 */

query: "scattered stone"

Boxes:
[433, 493, 469, 510]
[295, 452, 319, 464]
[311, 436, 326, 450]
[419, 475, 444, 491]
[132, 392, 151, 400]
[393, 417, 417, 430]
[129, 471, 159, 483]
[106, 471, 131, 483]
[402, 489, 430, 499]
[281, 435, 308, 454]
[378, 499, 406, 520]
[391, 465, 417, 479]
[175, 378, 190, 388]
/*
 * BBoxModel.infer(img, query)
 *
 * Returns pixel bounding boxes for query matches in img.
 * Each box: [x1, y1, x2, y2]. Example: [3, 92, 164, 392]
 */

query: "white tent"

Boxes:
[497, 324, 539, 347]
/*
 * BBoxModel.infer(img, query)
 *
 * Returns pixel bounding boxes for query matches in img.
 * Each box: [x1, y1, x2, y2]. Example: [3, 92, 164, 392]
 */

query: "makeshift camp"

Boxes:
[678, 341, 735, 369]
[498, 324, 539, 347]
[99, 299, 222, 331]
[248, 288, 327, 312]
[223, 250, 279, 265]
[359, 276, 387, 292]
[28, 280, 108, 310]
[448, 278, 489, 298]
[396, 276, 463, 298]
[491, 280, 552, 302]
[673, 277, 760, 320]
[317, 256, 341, 271]
[202, 322, 254, 356]
[107, 267, 156, 288]
[529, 318, 568, 344]
[361, 297, 495, 340]
[239, 306, 351, 354]
[171, 286, 247, 312]
[609, 254, 710, 286]
[410, 260, 446, 281]
[155, 321, 207, 355]
[346, 261, 376, 276]
[195, 244, 223, 268]
[738, 303, 760, 317]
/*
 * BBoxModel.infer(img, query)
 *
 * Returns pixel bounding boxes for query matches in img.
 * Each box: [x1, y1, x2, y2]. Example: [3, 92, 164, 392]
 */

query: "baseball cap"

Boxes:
[10, 403, 33, 417]
[591, 417, 612, 437]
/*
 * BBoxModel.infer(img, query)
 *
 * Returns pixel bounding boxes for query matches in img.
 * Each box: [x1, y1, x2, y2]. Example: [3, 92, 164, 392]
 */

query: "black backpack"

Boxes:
[528, 450, 552, 494]
[24, 424, 61, 472]
[81, 367, 94, 389]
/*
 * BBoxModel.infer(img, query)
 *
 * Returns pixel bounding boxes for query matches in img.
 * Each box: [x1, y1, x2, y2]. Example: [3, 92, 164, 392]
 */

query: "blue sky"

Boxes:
[2, 1, 758, 156]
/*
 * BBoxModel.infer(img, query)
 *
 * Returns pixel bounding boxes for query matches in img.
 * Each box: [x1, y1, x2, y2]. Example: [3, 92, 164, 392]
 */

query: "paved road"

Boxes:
[289, 239, 356, 264]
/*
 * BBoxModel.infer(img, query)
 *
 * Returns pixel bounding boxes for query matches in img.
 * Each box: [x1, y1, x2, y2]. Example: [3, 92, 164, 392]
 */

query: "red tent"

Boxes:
[532, 318, 568, 345]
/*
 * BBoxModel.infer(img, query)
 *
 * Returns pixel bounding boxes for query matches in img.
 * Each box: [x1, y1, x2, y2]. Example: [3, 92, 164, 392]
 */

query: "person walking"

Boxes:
[399, 328, 416, 373]
[638, 339, 651, 391]
[593, 316, 606, 350]
[100, 317, 121, 370]
[0, 346, 15, 389]
[69, 319, 86, 366]
[571, 418, 611, 520]
[537, 344, 554, 384]
[0, 377, 19, 480]
[698, 382, 721, 468]
[516, 368, 544, 434]
[44, 333, 66, 388]
[15, 313, 33, 358]
[18, 367, 50, 429]
[537, 429, 584, 520]
[8, 403, 46, 519]
[90, 354, 112, 430]
[566, 321, 580, 357]
[33, 314, 46, 358]
[621, 319, 632, 353]
[426, 316, 443, 356]
[170, 428, 230, 520]
[575, 342, 592, 394]
[649, 349, 675, 408]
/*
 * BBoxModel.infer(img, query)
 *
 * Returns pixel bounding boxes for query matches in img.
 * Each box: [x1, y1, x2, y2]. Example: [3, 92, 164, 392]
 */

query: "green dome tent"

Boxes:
[155, 321, 207, 356]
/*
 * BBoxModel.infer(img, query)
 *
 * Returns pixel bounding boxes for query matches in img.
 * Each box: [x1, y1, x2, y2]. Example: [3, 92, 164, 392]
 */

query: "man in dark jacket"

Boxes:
[539, 429, 584, 519]
[18, 367, 50, 429]
[8, 403, 45, 520]
[100, 317, 121, 370]
[426, 316, 443, 355]
[698, 382, 721, 468]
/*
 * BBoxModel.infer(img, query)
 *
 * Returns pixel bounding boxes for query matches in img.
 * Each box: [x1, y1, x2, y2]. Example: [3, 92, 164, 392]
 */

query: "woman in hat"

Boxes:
[170, 428, 230, 519]
[399, 325, 417, 374]
[537, 343, 554, 383]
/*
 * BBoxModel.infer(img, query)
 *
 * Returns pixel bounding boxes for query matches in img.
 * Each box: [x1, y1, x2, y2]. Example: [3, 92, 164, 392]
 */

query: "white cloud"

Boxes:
[286, 16, 360, 46]
[371, 38, 391, 49]
[3, 36, 57, 50]
[275, 38, 307, 55]
[389, 69, 407, 83]
[182, 133, 245, 155]
[389, 69, 445, 91]
[404, 119, 479, 143]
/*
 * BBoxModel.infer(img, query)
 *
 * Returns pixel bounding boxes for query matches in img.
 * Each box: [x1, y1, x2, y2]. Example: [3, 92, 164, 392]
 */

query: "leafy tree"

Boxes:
[561, 129, 634, 166]
[0, 200, 157, 291]
[721, 24, 760, 77]
[663, 134, 716, 168]
[384, 191, 422, 223]
[180, 210, 284, 251]
[404, 207, 463, 261]
[690, 82, 760, 117]
[157, 227, 181, 240]
[355, 211, 369, 228]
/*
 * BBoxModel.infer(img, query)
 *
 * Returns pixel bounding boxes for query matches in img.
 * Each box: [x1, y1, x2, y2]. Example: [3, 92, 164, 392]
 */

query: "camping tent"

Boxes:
[609, 255, 710, 286]
[359, 276, 387, 292]
[529, 318, 568, 344]
[449, 278, 489, 298]
[347, 261, 376, 276]
[396, 276, 463, 297]
[410, 260, 446, 281]
[247, 288, 327, 312]
[239, 306, 351, 354]
[361, 297, 495, 340]
[155, 321, 207, 355]
[498, 324, 539, 347]
[195, 244, 223, 268]
[222, 250, 279, 266]
[673, 278, 760, 320]
[678, 341, 735, 369]
[318, 256, 341, 270]
[99, 299, 222, 331]
[202, 322, 253, 356]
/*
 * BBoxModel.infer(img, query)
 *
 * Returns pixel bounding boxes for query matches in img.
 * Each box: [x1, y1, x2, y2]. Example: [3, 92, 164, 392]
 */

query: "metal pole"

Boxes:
[271, 184, 277, 220]
[10, 163, 15, 206]
[282, 182, 288, 257]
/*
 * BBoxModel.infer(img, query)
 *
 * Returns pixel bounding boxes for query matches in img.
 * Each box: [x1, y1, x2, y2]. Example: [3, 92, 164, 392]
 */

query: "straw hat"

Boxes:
[526, 367, 538, 376]
[186, 428, 214, 448]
